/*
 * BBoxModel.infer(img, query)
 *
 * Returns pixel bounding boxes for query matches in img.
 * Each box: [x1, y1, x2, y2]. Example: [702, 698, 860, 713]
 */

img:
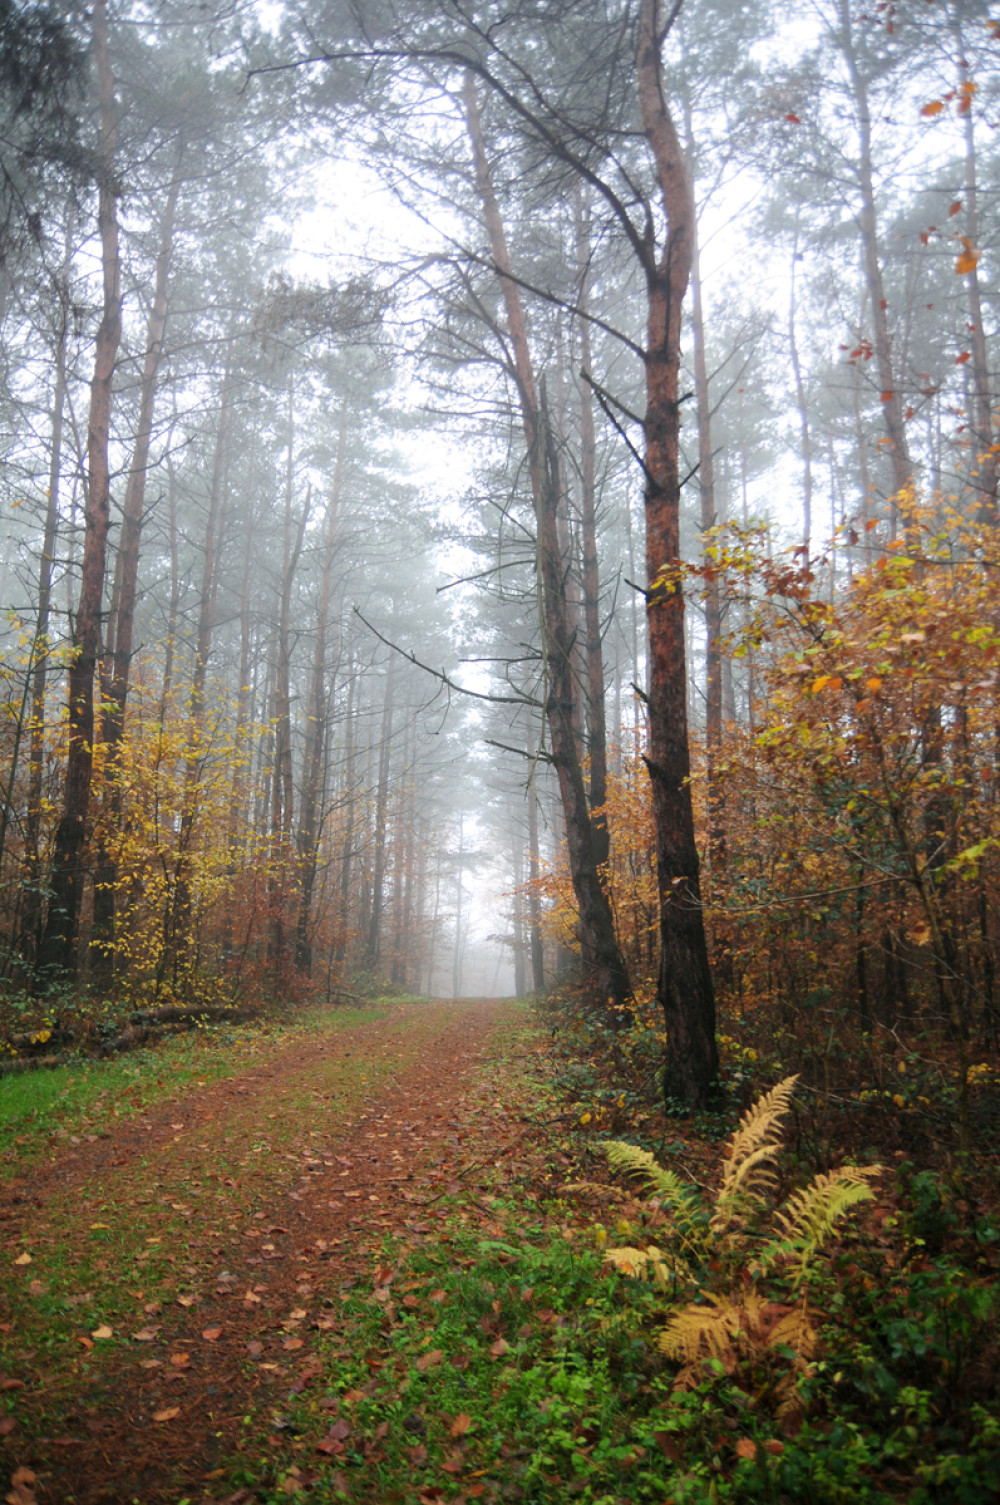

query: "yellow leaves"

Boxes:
[810, 675, 842, 695]
[13, 1252, 32, 1266]
[90, 1324, 113, 1340]
[955, 238, 981, 275]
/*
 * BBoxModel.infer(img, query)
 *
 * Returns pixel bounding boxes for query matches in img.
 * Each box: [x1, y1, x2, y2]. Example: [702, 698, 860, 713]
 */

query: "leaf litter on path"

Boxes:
[0, 999, 522, 1504]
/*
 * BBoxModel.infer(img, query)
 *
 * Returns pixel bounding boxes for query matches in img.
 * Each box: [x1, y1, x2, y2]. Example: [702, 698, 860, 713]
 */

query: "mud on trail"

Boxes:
[0, 997, 531, 1504]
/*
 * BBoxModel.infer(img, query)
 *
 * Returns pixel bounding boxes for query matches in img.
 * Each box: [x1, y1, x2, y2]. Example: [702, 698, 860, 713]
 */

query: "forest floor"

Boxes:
[1, 997, 559, 1504]
[3, 997, 999, 1505]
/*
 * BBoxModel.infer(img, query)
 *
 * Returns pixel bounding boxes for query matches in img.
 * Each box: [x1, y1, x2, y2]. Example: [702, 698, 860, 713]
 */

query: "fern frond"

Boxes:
[601, 1141, 690, 1203]
[659, 1291, 765, 1368]
[601, 1139, 706, 1258]
[773, 1165, 881, 1281]
[767, 1300, 818, 1362]
[711, 1075, 799, 1233]
[604, 1243, 692, 1288]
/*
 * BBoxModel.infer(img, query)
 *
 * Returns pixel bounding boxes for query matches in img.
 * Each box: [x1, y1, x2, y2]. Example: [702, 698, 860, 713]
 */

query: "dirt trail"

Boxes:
[1, 997, 525, 1504]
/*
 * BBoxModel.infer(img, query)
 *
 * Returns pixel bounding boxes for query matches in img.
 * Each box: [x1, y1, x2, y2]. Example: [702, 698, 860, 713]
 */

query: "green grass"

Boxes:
[0, 1006, 384, 1182]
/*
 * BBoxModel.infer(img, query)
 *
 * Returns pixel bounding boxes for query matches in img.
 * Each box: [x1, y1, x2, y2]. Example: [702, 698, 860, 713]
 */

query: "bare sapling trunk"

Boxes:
[464, 70, 630, 1022]
[637, 0, 719, 1105]
[37, 0, 122, 987]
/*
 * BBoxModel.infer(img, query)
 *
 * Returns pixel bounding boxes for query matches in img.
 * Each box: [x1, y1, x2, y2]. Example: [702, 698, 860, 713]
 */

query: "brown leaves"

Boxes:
[449, 1412, 472, 1437]
[5, 1467, 36, 1505]
[202, 1325, 223, 1341]
[132, 1326, 160, 1342]
[414, 1349, 443, 1372]
[489, 1337, 510, 1359]
[152, 1407, 180, 1423]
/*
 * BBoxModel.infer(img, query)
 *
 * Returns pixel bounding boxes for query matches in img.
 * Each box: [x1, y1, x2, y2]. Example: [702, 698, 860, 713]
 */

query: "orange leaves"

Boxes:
[955, 238, 981, 275]
[920, 99, 945, 117]
[810, 675, 842, 695]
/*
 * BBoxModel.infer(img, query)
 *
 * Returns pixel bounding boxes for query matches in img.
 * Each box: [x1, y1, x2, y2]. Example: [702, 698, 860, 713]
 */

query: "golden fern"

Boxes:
[659, 1290, 819, 1390]
[601, 1141, 692, 1204]
[603, 1243, 687, 1289]
[711, 1074, 799, 1234]
[771, 1166, 881, 1283]
[600, 1140, 704, 1257]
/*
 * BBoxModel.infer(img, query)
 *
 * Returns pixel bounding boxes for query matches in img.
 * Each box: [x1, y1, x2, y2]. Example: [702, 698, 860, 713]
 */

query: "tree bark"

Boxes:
[837, 0, 912, 516]
[575, 188, 610, 868]
[637, 0, 718, 1105]
[37, 0, 122, 986]
[464, 69, 630, 1021]
[92, 155, 183, 975]
[21, 219, 72, 966]
[296, 416, 346, 973]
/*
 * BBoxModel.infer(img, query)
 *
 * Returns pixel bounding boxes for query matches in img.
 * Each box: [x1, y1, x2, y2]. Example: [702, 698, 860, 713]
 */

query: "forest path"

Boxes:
[1, 996, 527, 1504]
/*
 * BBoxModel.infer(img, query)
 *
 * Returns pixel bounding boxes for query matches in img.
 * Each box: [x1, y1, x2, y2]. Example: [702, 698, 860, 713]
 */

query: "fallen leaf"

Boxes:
[282, 1338, 303, 1352]
[202, 1326, 223, 1341]
[91, 1325, 113, 1341]
[449, 1412, 472, 1437]
[169, 1353, 190, 1368]
[246, 1341, 264, 1358]
[5, 1465, 36, 1505]
[13, 1254, 31, 1267]
[764, 1439, 784, 1456]
[489, 1337, 510, 1359]
[152, 1407, 180, 1423]
[415, 1349, 443, 1372]
[735, 1437, 757, 1460]
[0, 1416, 15, 1436]
[133, 1327, 159, 1342]
[176, 1295, 197, 1308]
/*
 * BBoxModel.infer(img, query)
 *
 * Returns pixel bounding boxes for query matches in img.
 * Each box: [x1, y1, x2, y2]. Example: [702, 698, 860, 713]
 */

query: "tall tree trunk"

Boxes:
[365, 655, 395, 971]
[575, 187, 610, 868]
[21, 220, 72, 965]
[788, 224, 814, 555]
[37, 0, 122, 986]
[161, 367, 232, 990]
[296, 419, 345, 973]
[526, 729, 545, 993]
[334, 652, 357, 964]
[92, 155, 183, 976]
[682, 97, 725, 867]
[452, 810, 464, 999]
[637, 0, 718, 1105]
[269, 386, 310, 971]
[837, 0, 912, 517]
[955, 43, 995, 516]
[464, 70, 630, 1021]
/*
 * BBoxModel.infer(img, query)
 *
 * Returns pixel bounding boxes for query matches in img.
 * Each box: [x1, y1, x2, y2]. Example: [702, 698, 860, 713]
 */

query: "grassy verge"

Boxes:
[0, 1005, 388, 1184]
